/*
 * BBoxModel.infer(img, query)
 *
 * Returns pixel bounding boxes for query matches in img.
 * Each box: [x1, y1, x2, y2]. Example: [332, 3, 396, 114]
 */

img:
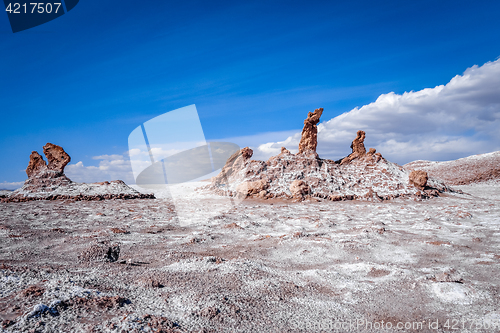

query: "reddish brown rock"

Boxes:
[236, 179, 268, 198]
[280, 147, 291, 155]
[207, 116, 449, 201]
[78, 242, 120, 263]
[43, 143, 70, 173]
[4, 144, 154, 202]
[21, 285, 45, 298]
[341, 130, 367, 165]
[241, 147, 253, 160]
[404, 151, 500, 185]
[26, 151, 47, 177]
[298, 108, 323, 154]
[409, 170, 428, 190]
[365, 147, 384, 163]
[213, 147, 254, 186]
[289, 180, 310, 198]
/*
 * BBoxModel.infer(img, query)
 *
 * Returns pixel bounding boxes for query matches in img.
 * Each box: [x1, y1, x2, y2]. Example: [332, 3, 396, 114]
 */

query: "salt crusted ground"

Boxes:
[5, 180, 152, 202]
[404, 151, 500, 185]
[1, 181, 499, 332]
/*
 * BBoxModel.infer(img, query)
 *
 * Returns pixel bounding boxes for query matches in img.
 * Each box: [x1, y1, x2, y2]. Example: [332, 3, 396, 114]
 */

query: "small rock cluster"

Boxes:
[78, 241, 121, 263]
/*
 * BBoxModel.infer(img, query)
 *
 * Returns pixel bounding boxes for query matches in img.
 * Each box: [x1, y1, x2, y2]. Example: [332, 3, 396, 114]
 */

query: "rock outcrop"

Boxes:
[26, 151, 47, 177]
[3, 143, 154, 202]
[236, 179, 269, 198]
[205, 108, 451, 201]
[78, 241, 120, 263]
[280, 147, 290, 155]
[289, 180, 310, 198]
[340, 130, 382, 165]
[298, 108, 323, 154]
[409, 170, 428, 190]
[43, 143, 71, 173]
[404, 151, 500, 185]
[212, 147, 254, 187]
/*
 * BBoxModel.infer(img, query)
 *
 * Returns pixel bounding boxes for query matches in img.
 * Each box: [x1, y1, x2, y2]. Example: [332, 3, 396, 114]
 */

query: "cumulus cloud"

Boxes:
[65, 154, 136, 184]
[54, 58, 500, 184]
[256, 59, 500, 164]
[65, 144, 190, 185]
[0, 181, 24, 190]
[65, 146, 209, 185]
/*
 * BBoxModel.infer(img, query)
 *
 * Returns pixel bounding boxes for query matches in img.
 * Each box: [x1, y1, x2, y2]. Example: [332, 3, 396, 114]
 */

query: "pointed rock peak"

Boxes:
[298, 108, 323, 154]
[341, 130, 368, 165]
[280, 147, 290, 155]
[241, 147, 253, 160]
[26, 151, 47, 178]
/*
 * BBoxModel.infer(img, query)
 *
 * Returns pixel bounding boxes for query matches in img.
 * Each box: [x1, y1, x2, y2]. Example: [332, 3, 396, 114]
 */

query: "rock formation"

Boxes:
[212, 147, 254, 187]
[3, 143, 154, 202]
[298, 108, 323, 154]
[206, 108, 451, 201]
[404, 150, 500, 185]
[342, 129, 367, 164]
[289, 180, 310, 198]
[26, 151, 47, 177]
[241, 147, 253, 160]
[236, 179, 269, 198]
[43, 142, 71, 173]
[339, 130, 383, 165]
[409, 170, 428, 190]
[25, 143, 71, 179]
[20, 144, 74, 197]
[280, 147, 290, 155]
[341, 130, 366, 164]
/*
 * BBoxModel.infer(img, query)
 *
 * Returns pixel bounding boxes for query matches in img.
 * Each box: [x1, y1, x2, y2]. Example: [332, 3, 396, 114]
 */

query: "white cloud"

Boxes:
[0, 181, 24, 190]
[65, 154, 136, 184]
[92, 154, 123, 160]
[256, 58, 500, 164]
[211, 129, 301, 161]
[65, 147, 190, 185]
[53, 59, 500, 184]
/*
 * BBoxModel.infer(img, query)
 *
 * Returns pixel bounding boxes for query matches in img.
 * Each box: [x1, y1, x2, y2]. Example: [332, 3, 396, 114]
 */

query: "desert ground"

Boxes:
[1, 179, 499, 333]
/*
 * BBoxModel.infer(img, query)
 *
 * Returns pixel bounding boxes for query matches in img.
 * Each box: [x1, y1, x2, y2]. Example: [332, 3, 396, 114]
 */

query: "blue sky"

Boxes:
[1, 0, 500, 188]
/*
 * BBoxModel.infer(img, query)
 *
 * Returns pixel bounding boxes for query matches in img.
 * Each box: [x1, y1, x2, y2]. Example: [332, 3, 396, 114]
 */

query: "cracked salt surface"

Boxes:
[0, 180, 499, 332]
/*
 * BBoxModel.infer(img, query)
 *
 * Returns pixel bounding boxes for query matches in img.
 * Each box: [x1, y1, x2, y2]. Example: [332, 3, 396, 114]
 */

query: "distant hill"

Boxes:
[404, 151, 500, 185]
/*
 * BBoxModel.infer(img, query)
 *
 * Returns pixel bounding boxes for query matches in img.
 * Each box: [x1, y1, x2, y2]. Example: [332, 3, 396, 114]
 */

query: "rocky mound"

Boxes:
[206, 109, 451, 201]
[404, 151, 500, 185]
[0, 190, 12, 198]
[3, 143, 154, 202]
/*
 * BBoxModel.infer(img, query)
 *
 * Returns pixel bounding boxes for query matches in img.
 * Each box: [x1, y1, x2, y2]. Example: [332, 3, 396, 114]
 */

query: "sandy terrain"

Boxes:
[1, 181, 499, 332]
